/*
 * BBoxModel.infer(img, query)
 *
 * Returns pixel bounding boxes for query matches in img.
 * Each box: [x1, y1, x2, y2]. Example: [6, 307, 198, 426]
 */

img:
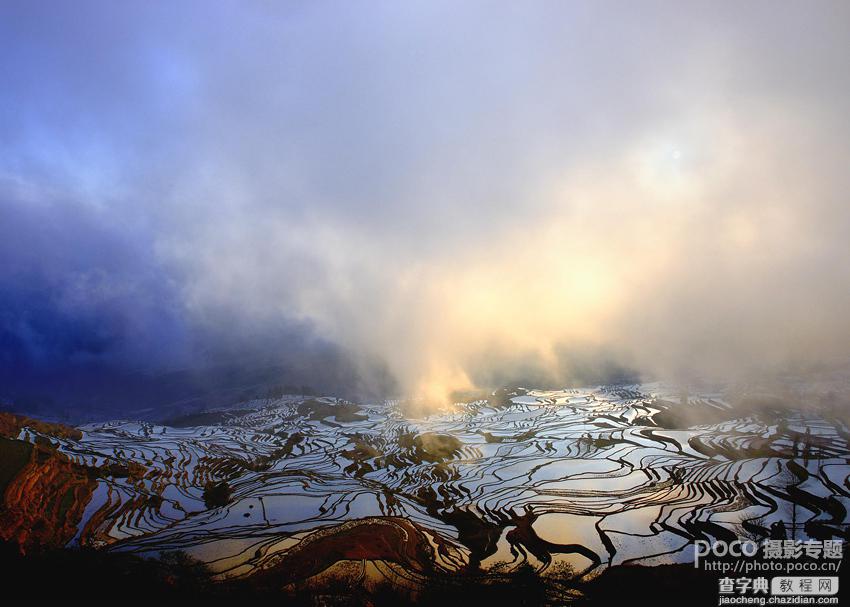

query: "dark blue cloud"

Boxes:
[0, 187, 376, 418]
[0, 193, 182, 365]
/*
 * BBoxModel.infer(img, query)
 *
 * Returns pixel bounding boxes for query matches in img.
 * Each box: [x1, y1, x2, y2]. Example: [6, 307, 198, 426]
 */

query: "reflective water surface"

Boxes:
[5, 384, 850, 589]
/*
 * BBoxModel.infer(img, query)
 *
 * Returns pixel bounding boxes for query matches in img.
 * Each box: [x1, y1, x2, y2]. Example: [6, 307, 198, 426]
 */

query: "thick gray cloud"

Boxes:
[2, 1, 850, 409]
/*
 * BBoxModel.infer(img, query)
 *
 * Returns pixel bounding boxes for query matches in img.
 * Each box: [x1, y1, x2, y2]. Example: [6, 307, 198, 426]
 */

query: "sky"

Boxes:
[2, 1, 850, 413]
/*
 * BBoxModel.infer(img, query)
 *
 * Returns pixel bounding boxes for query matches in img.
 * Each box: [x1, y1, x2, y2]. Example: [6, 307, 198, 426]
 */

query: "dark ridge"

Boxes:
[0, 539, 744, 605]
[162, 407, 256, 428]
[297, 399, 368, 423]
